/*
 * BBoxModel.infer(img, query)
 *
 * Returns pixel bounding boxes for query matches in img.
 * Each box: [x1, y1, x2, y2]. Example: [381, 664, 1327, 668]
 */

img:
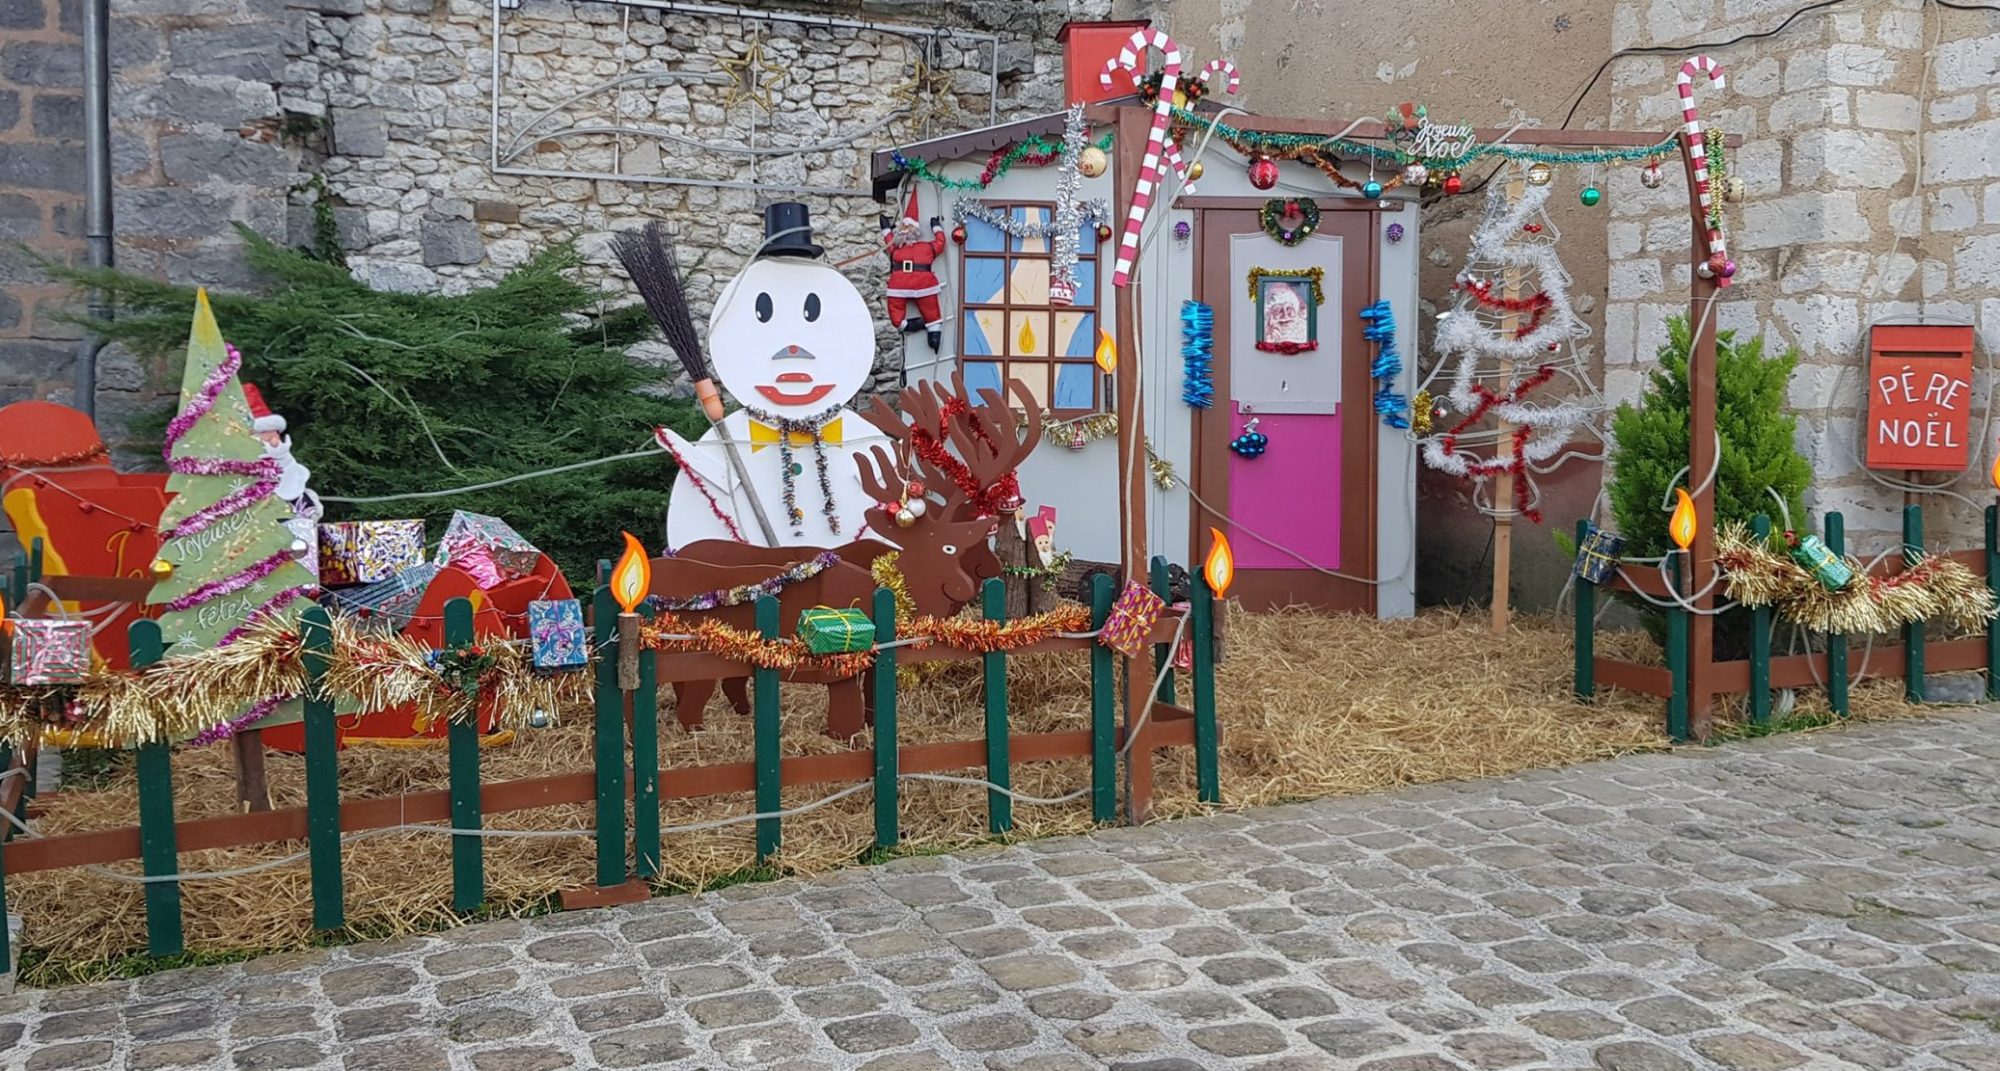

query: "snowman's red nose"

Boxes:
[787, 345, 799, 354]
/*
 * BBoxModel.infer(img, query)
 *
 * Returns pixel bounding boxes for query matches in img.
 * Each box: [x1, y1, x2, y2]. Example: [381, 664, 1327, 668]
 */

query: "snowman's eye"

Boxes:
[755, 293, 773, 323]
[804, 293, 821, 322]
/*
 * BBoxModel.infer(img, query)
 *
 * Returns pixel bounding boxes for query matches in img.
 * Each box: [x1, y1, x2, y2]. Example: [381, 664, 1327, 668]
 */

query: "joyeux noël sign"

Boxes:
[1864, 324, 1977, 472]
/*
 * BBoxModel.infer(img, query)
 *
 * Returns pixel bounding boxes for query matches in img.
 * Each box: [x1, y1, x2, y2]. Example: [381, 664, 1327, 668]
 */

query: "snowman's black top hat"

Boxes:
[760, 202, 823, 259]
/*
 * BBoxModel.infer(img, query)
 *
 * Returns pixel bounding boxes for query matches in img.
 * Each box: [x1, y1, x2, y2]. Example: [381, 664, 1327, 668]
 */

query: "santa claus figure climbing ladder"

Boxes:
[882, 189, 947, 352]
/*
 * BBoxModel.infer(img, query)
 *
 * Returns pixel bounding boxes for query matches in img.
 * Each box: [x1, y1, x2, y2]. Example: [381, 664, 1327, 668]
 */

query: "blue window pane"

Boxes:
[963, 361, 1003, 400]
[1071, 258, 1096, 302]
[1078, 221, 1099, 256]
[963, 257, 1004, 305]
[965, 215, 1004, 253]
[1062, 312, 1096, 358]
[961, 311, 996, 357]
[1011, 206, 1053, 252]
[1054, 363, 1095, 409]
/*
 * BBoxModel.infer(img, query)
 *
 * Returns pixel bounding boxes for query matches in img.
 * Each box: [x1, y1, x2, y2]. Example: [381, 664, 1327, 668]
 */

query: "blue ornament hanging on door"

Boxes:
[1229, 418, 1269, 458]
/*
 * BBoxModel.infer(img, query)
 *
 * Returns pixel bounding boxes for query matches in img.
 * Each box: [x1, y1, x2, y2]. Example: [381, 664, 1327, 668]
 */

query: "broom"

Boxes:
[613, 223, 778, 545]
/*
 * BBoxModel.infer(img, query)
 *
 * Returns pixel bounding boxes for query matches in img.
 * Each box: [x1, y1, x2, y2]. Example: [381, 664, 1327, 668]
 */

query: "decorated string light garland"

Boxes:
[1714, 523, 1996, 635]
[891, 131, 1114, 192]
[1170, 106, 1680, 172]
[951, 198, 1111, 241]
[641, 551, 840, 613]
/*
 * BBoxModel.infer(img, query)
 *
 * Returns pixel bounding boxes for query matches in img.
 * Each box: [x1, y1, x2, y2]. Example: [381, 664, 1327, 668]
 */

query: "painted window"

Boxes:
[957, 202, 1103, 414]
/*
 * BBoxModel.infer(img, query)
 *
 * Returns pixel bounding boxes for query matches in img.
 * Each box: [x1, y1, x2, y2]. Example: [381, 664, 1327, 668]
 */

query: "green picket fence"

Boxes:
[0, 554, 1219, 971]
[1574, 504, 2000, 739]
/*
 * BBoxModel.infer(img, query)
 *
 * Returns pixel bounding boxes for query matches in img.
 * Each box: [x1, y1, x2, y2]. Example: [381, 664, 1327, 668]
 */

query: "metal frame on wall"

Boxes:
[486, 0, 1002, 197]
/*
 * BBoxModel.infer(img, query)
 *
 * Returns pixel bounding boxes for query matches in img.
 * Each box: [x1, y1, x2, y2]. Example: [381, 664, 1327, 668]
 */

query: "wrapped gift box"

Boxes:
[797, 607, 875, 655]
[10, 618, 91, 685]
[319, 519, 426, 587]
[441, 511, 540, 586]
[324, 561, 442, 632]
[529, 599, 588, 670]
[1100, 580, 1165, 659]
[1572, 524, 1625, 585]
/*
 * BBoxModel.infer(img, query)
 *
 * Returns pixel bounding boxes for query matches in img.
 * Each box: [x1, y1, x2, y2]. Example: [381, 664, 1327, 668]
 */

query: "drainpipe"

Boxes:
[72, 0, 112, 420]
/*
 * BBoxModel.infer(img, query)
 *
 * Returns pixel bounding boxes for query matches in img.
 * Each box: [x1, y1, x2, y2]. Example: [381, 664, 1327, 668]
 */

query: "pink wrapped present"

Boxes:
[441, 510, 539, 583]
[10, 618, 91, 685]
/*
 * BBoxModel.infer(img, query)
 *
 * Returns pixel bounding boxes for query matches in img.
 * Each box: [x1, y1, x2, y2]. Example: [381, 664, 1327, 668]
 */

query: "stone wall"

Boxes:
[1605, 0, 2000, 557]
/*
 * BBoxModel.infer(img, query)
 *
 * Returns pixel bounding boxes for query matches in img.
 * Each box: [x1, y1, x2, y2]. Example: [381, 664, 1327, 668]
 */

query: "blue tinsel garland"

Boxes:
[1360, 299, 1410, 429]
[1181, 300, 1214, 409]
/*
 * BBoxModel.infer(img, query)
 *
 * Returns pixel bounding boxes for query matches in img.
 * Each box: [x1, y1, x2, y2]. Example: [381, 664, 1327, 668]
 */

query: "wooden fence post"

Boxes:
[301, 605, 344, 932]
[1573, 519, 1595, 701]
[27, 538, 41, 588]
[444, 599, 483, 914]
[1149, 556, 1176, 704]
[0, 746, 8, 975]
[130, 620, 184, 956]
[1749, 514, 1772, 727]
[982, 578, 1012, 835]
[590, 584, 626, 890]
[753, 595, 782, 863]
[1827, 512, 1850, 716]
[1666, 554, 1690, 742]
[1089, 573, 1115, 824]
[633, 605, 660, 882]
[1904, 504, 1925, 703]
[872, 587, 900, 852]
[1988, 506, 1999, 702]
[1191, 571, 1219, 805]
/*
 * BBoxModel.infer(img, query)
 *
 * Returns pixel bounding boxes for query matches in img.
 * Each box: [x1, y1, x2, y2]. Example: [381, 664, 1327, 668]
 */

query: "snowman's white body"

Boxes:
[660, 256, 891, 549]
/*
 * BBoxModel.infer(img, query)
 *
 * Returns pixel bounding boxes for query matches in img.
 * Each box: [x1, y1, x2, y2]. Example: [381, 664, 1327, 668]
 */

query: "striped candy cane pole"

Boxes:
[1100, 29, 1182, 288]
[1676, 55, 1732, 288]
[1197, 59, 1240, 96]
[1162, 140, 1197, 196]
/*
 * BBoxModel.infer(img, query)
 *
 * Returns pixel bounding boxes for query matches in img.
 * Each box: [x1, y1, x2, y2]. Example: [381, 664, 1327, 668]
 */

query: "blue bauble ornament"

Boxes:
[1229, 421, 1269, 459]
[1361, 180, 1384, 200]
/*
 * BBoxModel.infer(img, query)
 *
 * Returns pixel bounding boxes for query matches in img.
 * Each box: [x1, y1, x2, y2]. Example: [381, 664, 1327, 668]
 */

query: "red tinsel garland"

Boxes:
[1455, 279, 1555, 340]
[1432, 365, 1559, 522]
[910, 396, 1022, 517]
[1255, 340, 1318, 355]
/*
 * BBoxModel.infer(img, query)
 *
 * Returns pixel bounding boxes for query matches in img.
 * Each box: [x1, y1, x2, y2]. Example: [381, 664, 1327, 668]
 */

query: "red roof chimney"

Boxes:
[1056, 20, 1152, 107]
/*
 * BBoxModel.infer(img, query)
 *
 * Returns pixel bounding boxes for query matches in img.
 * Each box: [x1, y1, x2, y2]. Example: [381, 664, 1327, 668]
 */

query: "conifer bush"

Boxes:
[52, 228, 706, 581]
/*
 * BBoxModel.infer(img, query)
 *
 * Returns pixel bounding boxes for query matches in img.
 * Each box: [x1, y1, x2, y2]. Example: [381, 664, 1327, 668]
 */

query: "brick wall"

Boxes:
[1606, 0, 2000, 558]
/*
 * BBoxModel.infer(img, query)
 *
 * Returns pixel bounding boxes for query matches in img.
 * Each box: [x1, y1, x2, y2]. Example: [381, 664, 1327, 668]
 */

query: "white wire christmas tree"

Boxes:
[1420, 171, 1605, 523]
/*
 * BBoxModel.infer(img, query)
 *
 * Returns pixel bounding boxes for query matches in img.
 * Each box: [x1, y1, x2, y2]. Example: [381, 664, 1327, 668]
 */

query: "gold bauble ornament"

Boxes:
[149, 558, 174, 579]
[1725, 176, 1745, 202]
[1526, 162, 1554, 186]
[1187, 160, 1204, 181]
[895, 507, 917, 528]
[1077, 146, 1108, 178]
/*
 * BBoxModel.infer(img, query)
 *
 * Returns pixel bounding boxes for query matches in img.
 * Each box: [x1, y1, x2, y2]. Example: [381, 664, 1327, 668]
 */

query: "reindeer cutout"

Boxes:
[650, 374, 1043, 739]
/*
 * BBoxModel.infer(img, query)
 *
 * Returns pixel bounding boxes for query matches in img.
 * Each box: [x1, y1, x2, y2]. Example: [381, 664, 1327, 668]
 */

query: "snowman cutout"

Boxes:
[660, 203, 889, 548]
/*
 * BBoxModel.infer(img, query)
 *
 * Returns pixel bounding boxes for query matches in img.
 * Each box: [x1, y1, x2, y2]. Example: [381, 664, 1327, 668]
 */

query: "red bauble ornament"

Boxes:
[1096, 223, 1113, 241]
[1443, 174, 1463, 195]
[951, 225, 967, 245]
[906, 479, 926, 498]
[1248, 156, 1279, 191]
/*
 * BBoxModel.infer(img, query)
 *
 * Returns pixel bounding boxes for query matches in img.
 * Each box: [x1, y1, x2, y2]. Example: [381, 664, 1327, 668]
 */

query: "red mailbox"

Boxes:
[1865, 323, 1976, 472]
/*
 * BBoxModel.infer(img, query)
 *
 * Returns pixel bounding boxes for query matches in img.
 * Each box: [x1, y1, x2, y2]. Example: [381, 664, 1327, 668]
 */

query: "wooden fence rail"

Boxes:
[1577, 505, 2000, 739]
[0, 555, 1219, 969]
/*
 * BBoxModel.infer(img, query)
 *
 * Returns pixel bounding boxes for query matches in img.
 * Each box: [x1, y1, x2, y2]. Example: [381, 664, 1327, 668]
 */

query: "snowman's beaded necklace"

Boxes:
[742, 406, 841, 537]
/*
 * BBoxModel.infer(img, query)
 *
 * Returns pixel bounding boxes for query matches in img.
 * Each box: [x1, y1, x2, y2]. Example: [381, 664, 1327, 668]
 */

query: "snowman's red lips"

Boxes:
[757, 377, 835, 404]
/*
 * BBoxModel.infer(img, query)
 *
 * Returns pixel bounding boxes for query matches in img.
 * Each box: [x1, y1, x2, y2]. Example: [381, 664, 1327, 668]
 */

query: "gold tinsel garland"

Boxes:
[1714, 523, 1998, 635]
[639, 603, 1097, 675]
[0, 614, 590, 749]
[1026, 412, 1178, 490]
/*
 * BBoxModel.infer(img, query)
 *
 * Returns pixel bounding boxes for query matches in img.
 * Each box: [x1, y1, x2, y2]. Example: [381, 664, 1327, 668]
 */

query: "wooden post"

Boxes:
[1679, 128, 1721, 742]
[301, 606, 344, 932]
[1826, 512, 1850, 715]
[753, 595, 782, 862]
[1111, 104, 1155, 825]
[1089, 573, 1116, 824]
[231, 731, 270, 814]
[1749, 514, 1772, 727]
[130, 619, 183, 957]
[1490, 176, 1527, 634]
[872, 588, 899, 851]
[0, 746, 8, 975]
[1573, 519, 1596, 700]
[590, 584, 626, 890]
[444, 599, 483, 913]
[1904, 504, 1926, 703]
[996, 519, 1030, 618]
[982, 578, 1012, 834]
[1149, 556, 1176, 704]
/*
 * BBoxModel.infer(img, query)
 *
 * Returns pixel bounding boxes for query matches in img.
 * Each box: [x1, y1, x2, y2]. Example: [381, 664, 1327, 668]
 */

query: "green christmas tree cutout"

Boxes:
[148, 290, 319, 737]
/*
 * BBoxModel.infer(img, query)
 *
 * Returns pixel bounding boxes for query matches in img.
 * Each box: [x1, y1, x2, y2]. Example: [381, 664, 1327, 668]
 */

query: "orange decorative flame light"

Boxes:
[1669, 488, 1698, 551]
[1094, 329, 1117, 373]
[1204, 528, 1235, 598]
[0, 591, 9, 637]
[1990, 451, 2000, 491]
[611, 531, 651, 614]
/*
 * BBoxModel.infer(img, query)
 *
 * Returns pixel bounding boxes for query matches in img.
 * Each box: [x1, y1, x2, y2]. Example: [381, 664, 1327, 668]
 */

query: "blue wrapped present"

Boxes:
[323, 561, 442, 632]
[529, 599, 588, 670]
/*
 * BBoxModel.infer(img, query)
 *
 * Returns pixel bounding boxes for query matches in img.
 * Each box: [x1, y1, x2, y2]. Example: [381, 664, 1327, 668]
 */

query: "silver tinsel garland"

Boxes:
[1049, 102, 1089, 306]
[950, 198, 1109, 242]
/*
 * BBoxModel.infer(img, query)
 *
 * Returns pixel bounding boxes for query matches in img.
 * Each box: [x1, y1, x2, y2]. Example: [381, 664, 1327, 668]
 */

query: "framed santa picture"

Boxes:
[1248, 266, 1323, 355]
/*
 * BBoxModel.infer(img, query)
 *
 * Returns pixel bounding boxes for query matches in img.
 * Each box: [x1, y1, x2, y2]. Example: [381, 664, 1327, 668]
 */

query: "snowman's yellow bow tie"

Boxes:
[749, 417, 843, 451]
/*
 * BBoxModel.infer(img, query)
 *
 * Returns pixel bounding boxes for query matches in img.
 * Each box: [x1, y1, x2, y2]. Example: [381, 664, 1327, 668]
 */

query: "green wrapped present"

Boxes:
[797, 606, 875, 655]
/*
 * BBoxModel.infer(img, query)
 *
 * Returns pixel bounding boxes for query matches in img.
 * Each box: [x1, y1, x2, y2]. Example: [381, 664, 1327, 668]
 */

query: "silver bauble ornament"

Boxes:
[1401, 162, 1429, 186]
[904, 497, 928, 519]
[1077, 146, 1108, 178]
[528, 708, 550, 729]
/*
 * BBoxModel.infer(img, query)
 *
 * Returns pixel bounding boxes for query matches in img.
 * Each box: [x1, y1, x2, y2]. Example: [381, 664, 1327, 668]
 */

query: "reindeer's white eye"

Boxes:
[941, 544, 958, 556]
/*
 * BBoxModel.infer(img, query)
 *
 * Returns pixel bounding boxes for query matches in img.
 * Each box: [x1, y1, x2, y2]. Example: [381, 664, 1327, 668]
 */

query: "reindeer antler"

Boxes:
[952, 377, 1040, 492]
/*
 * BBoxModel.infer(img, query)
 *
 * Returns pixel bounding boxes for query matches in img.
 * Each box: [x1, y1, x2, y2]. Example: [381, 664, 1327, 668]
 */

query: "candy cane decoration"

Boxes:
[1100, 29, 1181, 288]
[1197, 59, 1240, 96]
[1676, 55, 1733, 287]
[1162, 140, 1197, 196]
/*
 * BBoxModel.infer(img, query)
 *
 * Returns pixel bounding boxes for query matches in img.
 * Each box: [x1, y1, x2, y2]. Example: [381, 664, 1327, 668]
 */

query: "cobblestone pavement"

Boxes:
[6, 713, 2000, 1071]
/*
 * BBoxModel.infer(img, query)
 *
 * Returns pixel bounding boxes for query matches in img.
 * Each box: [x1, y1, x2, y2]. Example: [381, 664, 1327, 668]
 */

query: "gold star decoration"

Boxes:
[889, 51, 958, 129]
[717, 31, 786, 114]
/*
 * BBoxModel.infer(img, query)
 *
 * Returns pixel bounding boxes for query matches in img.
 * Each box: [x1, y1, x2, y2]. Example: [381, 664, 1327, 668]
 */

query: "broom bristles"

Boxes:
[612, 222, 715, 384]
